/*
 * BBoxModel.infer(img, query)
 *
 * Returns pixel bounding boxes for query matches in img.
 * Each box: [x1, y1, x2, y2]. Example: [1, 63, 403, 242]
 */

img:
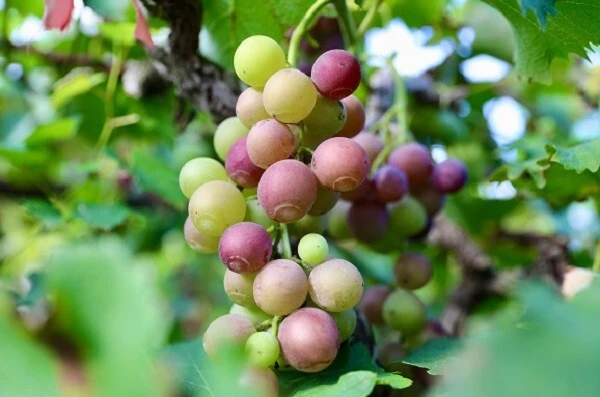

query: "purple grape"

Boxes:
[394, 252, 433, 290]
[387, 143, 433, 190]
[225, 137, 265, 188]
[412, 184, 445, 216]
[218, 222, 272, 274]
[347, 201, 389, 243]
[373, 165, 408, 203]
[352, 132, 384, 163]
[431, 158, 468, 193]
[359, 285, 391, 325]
[340, 178, 373, 202]
[311, 50, 361, 100]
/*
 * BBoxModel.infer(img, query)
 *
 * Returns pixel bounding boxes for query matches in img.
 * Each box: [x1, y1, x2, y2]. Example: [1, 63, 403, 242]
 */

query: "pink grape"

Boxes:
[311, 50, 361, 100]
[340, 178, 373, 202]
[236, 87, 270, 128]
[360, 285, 392, 325]
[412, 184, 445, 216]
[253, 259, 308, 316]
[247, 119, 297, 169]
[239, 367, 279, 397]
[431, 158, 468, 193]
[183, 217, 220, 254]
[347, 201, 389, 243]
[311, 137, 370, 192]
[335, 95, 365, 138]
[387, 143, 433, 190]
[352, 131, 384, 163]
[202, 314, 255, 358]
[225, 137, 265, 188]
[218, 222, 272, 274]
[373, 165, 408, 203]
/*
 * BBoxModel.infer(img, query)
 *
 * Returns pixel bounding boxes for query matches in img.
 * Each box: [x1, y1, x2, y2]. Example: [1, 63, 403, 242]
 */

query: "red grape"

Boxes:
[219, 222, 272, 274]
[335, 95, 365, 138]
[431, 158, 468, 193]
[387, 143, 433, 190]
[225, 137, 265, 188]
[311, 137, 370, 192]
[373, 165, 408, 203]
[311, 50, 361, 100]
[247, 119, 297, 169]
[352, 132, 384, 163]
[347, 201, 389, 243]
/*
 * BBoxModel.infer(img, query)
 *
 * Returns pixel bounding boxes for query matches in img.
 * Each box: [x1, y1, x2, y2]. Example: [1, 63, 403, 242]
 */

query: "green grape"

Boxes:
[203, 314, 256, 358]
[179, 157, 228, 198]
[188, 180, 246, 236]
[224, 270, 257, 308]
[214, 117, 249, 160]
[234, 35, 286, 88]
[298, 233, 329, 265]
[303, 94, 346, 148]
[245, 331, 281, 367]
[389, 196, 428, 237]
[230, 304, 272, 324]
[184, 217, 220, 254]
[308, 259, 363, 312]
[327, 201, 352, 240]
[245, 199, 276, 232]
[382, 289, 426, 336]
[263, 68, 318, 123]
[330, 309, 357, 342]
[243, 187, 258, 198]
[237, 87, 270, 127]
[290, 215, 327, 236]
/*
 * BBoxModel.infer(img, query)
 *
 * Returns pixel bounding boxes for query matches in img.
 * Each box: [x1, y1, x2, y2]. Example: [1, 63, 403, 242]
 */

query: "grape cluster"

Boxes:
[180, 35, 370, 394]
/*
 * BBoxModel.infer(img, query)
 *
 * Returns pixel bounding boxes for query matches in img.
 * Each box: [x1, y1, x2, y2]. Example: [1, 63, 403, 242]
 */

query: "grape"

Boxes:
[253, 259, 308, 316]
[224, 270, 257, 308]
[290, 214, 327, 236]
[431, 158, 468, 193]
[308, 259, 363, 312]
[327, 201, 352, 240]
[236, 87, 270, 128]
[257, 159, 317, 223]
[245, 331, 280, 368]
[347, 201, 389, 243]
[263, 68, 318, 123]
[214, 117, 250, 161]
[179, 157, 228, 199]
[245, 199, 276, 231]
[352, 132, 384, 163]
[239, 367, 279, 397]
[311, 50, 361, 100]
[382, 289, 427, 335]
[247, 119, 297, 169]
[303, 94, 347, 148]
[234, 35, 286, 88]
[225, 137, 265, 188]
[184, 217, 220, 254]
[394, 253, 433, 290]
[387, 142, 433, 190]
[308, 183, 340, 216]
[311, 137, 370, 192]
[189, 180, 246, 237]
[359, 285, 391, 325]
[373, 165, 408, 203]
[203, 314, 255, 358]
[412, 184, 445, 216]
[277, 308, 340, 372]
[230, 304, 271, 324]
[330, 309, 357, 342]
[298, 233, 329, 265]
[219, 222, 272, 274]
[388, 196, 428, 237]
[340, 178, 373, 202]
[335, 96, 365, 138]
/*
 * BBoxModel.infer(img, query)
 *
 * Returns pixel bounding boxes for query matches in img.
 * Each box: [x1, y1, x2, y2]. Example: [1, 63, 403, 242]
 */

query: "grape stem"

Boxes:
[356, 0, 382, 40]
[280, 223, 293, 259]
[333, 0, 357, 50]
[271, 316, 281, 336]
[287, 0, 332, 66]
[256, 318, 273, 332]
[593, 241, 600, 272]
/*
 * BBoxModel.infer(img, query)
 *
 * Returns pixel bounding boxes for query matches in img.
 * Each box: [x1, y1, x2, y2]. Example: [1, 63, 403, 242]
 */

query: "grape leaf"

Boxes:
[51, 69, 106, 109]
[483, 0, 600, 82]
[545, 137, 600, 173]
[42, 0, 75, 31]
[26, 117, 80, 146]
[201, 0, 314, 68]
[24, 199, 62, 227]
[75, 202, 130, 230]
[402, 338, 463, 376]
[519, 0, 557, 28]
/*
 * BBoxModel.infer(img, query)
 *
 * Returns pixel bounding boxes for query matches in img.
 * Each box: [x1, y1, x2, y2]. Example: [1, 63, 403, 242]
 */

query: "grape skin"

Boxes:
[373, 165, 408, 203]
[213, 117, 250, 161]
[412, 184, 445, 216]
[359, 285, 391, 325]
[290, 214, 327, 236]
[179, 157, 228, 199]
[188, 180, 246, 237]
[302, 94, 347, 148]
[431, 158, 468, 193]
[263, 68, 318, 123]
[203, 314, 256, 358]
[308, 258, 363, 312]
[352, 132, 384, 163]
[219, 222, 272, 274]
[394, 253, 433, 290]
[308, 183, 340, 216]
[298, 233, 329, 265]
[239, 367, 279, 397]
[311, 50, 361, 100]
[183, 217, 220, 254]
[382, 289, 427, 336]
[388, 196, 428, 237]
[225, 137, 265, 188]
[229, 304, 271, 324]
[236, 87, 270, 128]
[224, 269, 257, 308]
[330, 309, 357, 342]
[247, 119, 297, 169]
[234, 35, 286, 88]
[387, 142, 433, 190]
[253, 259, 308, 316]
[245, 331, 281, 368]
[347, 201, 389, 243]
[335, 95, 365, 139]
[244, 198, 276, 231]
[311, 137, 370, 192]
[327, 201, 353, 240]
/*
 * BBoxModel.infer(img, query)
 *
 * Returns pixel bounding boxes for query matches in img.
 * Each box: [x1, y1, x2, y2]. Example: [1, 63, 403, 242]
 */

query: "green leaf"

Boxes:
[130, 150, 186, 209]
[100, 22, 137, 46]
[26, 117, 80, 146]
[546, 138, 600, 173]
[0, 146, 51, 166]
[23, 199, 62, 227]
[278, 342, 411, 396]
[403, 338, 463, 376]
[519, 0, 557, 28]
[51, 69, 106, 109]
[483, 0, 599, 82]
[201, 0, 314, 67]
[75, 202, 130, 230]
[83, 0, 131, 21]
[385, 0, 446, 28]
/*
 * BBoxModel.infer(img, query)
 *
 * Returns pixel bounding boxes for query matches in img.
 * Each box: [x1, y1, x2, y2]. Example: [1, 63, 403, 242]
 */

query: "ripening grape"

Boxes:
[263, 68, 318, 123]
[230, 304, 271, 324]
[179, 157, 228, 199]
[277, 308, 340, 372]
[253, 259, 308, 316]
[359, 285, 391, 325]
[308, 258, 363, 312]
[387, 142, 433, 190]
[340, 178, 373, 202]
[245, 331, 280, 368]
[290, 214, 327, 236]
[330, 309, 357, 342]
[234, 35, 286, 88]
[303, 94, 347, 148]
[245, 199, 277, 231]
[225, 137, 265, 188]
[382, 289, 427, 335]
[394, 253, 433, 290]
[246, 119, 297, 169]
[311, 137, 370, 192]
[219, 222, 272, 274]
[224, 270, 257, 308]
[389, 196, 428, 237]
[373, 165, 408, 203]
[335, 95, 365, 139]
[184, 217, 220, 254]
[347, 201, 389, 243]
[203, 314, 256, 358]
[298, 233, 329, 265]
[431, 158, 468, 193]
[188, 180, 246, 237]
[308, 183, 340, 216]
[236, 87, 270, 128]
[327, 201, 352, 240]
[352, 132, 384, 163]
[311, 50, 361, 100]
[239, 367, 279, 397]
[257, 159, 317, 223]
[412, 184, 445, 216]
[214, 117, 250, 161]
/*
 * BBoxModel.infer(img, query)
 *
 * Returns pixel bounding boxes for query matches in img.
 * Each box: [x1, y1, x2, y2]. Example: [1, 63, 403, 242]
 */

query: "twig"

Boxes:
[287, 0, 332, 66]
